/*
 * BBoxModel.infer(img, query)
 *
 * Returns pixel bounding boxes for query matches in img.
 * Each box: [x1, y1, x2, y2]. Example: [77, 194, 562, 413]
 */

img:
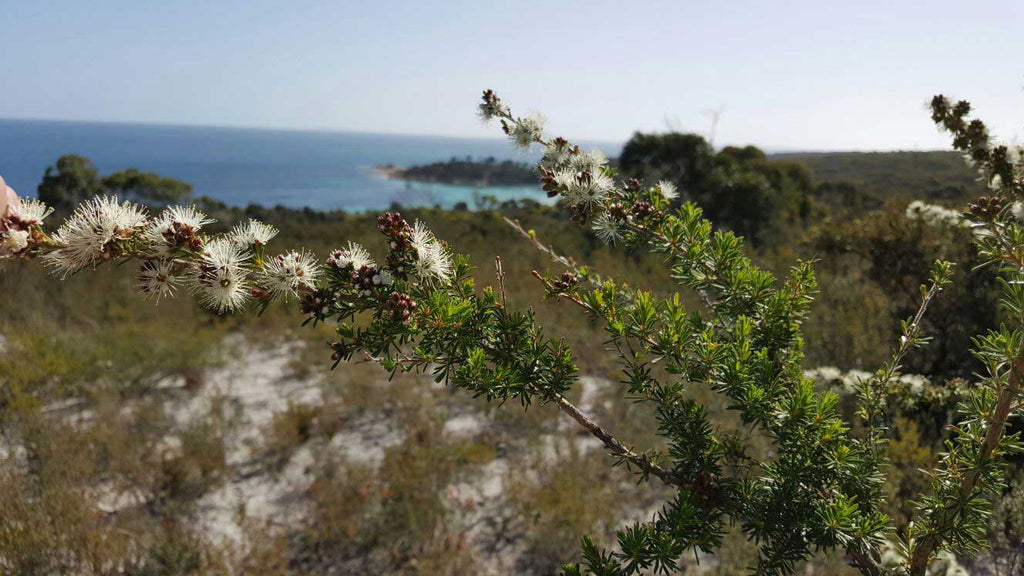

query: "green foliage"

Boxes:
[394, 155, 535, 186]
[36, 154, 103, 211]
[102, 167, 193, 205]
[37, 154, 192, 211]
[618, 132, 813, 244]
[809, 202, 999, 379]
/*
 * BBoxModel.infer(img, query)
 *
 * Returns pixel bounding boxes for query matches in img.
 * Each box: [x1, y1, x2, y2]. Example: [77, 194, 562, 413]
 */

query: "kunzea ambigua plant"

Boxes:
[0, 90, 1020, 575]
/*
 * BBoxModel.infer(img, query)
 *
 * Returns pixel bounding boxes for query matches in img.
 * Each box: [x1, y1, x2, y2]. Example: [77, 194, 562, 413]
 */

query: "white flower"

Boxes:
[657, 180, 679, 200]
[805, 366, 843, 383]
[46, 196, 149, 275]
[989, 174, 1003, 191]
[327, 241, 374, 269]
[191, 266, 250, 312]
[145, 205, 212, 254]
[568, 149, 608, 174]
[155, 205, 211, 233]
[558, 169, 614, 209]
[9, 198, 52, 226]
[897, 373, 929, 394]
[1011, 201, 1024, 222]
[185, 237, 252, 312]
[1, 229, 29, 254]
[905, 200, 965, 228]
[257, 250, 321, 300]
[202, 237, 249, 270]
[230, 219, 279, 246]
[509, 114, 545, 149]
[138, 259, 181, 302]
[40, 249, 76, 278]
[410, 221, 453, 282]
[540, 142, 570, 169]
[592, 213, 624, 245]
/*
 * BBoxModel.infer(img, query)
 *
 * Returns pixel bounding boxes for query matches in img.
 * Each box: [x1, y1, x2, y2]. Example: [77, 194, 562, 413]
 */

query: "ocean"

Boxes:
[0, 119, 621, 212]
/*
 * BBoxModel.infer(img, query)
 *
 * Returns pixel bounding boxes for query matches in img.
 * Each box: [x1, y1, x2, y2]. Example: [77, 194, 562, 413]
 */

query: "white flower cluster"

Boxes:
[804, 366, 870, 394]
[188, 238, 252, 312]
[553, 150, 614, 209]
[257, 250, 321, 301]
[410, 221, 453, 282]
[509, 113, 545, 149]
[6, 190, 461, 319]
[30, 196, 293, 313]
[43, 196, 149, 277]
[804, 366, 929, 395]
[905, 200, 966, 229]
[327, 241, 374, 269]
[1, 197, 52, 257]
[230, 219, 279, 246]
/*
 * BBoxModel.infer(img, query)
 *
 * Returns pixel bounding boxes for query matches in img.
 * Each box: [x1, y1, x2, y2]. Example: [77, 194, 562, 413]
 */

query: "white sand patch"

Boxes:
[171, 338, 321, 466]
[578, 375, 611, 412]
[198, 444, 316, 544]
[444, 412, 483, 438]
[185, 338, 323, 543]
[329, 414, 404, 468]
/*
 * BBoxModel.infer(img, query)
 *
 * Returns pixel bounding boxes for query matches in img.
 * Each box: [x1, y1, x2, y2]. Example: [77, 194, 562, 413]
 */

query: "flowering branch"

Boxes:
[482, 90, 892, 573]
[885, 97, 1024, 575]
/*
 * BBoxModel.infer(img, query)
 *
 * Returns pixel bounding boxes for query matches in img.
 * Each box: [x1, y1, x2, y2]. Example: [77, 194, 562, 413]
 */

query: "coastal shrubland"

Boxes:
[0, 91, 1021, 575]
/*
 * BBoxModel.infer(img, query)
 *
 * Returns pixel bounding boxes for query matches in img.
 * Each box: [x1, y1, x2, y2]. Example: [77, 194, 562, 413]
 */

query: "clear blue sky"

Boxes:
[3, 1, 1023, 150]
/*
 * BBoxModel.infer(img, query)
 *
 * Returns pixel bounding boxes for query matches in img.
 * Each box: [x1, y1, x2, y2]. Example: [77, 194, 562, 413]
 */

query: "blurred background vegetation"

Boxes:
[1, 131, 1017, 575]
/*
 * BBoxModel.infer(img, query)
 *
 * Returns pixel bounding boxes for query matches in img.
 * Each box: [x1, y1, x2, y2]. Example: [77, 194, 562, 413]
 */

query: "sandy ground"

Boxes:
[169, 341, 635, 573]
[21, 337, 931, 574]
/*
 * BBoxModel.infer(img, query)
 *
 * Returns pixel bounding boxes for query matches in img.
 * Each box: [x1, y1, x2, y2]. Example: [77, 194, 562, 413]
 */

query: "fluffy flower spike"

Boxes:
[230, 219, 279, 246]
[138, 259, 182, 302]
[44, 196, 149, 277]
[327, 241, 375, 270]
[257, 250, 321, 301]
[657, 180, 679, 201]
[508, 114, 545, 149]
[410, 221, 453, 283]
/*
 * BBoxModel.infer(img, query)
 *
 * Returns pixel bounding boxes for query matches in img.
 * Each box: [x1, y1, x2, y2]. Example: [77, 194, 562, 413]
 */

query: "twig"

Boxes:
[503, 217, 600, 286]
[356, 348, 680, 487]
[908, 357, 1024, 575]
[495, 256, 507, 307]
[553, 394, 676, 487]
[625, 220, 717, 311]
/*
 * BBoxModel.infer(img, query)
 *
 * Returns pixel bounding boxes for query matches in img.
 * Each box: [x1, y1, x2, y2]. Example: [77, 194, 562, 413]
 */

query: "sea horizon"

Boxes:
[0, 117, 956, 213]
[0, 117, 623, 212]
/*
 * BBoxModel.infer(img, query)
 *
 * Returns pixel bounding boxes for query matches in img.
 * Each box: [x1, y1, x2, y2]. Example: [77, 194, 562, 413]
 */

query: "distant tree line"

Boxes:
[392, 135, 980, 248]
[37, 154, 193, 211]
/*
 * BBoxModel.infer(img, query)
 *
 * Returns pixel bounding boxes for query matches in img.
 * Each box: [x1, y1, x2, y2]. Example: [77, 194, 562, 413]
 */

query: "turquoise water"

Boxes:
[0, 119, 620, 211]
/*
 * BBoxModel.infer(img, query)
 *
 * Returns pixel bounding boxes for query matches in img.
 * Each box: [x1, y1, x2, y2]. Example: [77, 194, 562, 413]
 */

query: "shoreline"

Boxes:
[371, 161, 537, 188]
[371, 163, 407, 181]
